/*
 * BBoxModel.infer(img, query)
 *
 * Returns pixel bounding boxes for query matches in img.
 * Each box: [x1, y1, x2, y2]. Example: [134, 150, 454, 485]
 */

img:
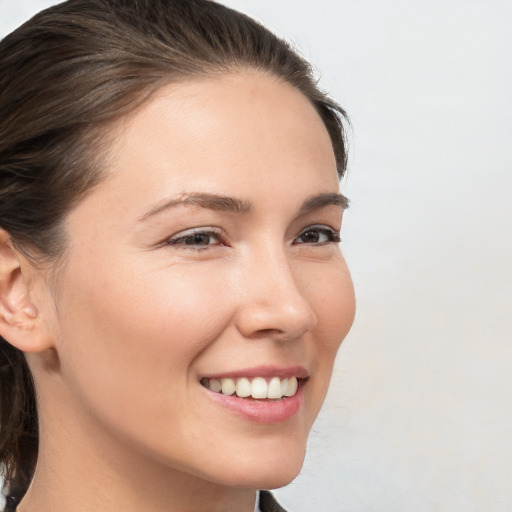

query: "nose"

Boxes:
[234, 248, 317, 342]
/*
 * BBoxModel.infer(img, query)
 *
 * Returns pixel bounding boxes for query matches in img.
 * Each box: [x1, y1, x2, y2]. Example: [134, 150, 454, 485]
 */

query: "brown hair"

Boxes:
[0, 0, 348, 505]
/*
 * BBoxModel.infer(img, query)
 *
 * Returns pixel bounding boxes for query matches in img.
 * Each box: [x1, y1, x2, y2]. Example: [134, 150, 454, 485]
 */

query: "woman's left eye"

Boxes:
[294, 226, 341, 245]
[166, 229, 223, 248]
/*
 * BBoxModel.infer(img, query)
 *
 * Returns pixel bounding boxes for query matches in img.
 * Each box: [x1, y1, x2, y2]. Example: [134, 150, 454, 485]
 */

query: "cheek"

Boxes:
[307, 258, 355, 347]
[320, 273, 355, 354]
[53, 259, 234, 416]
[302, 259, 355, 413]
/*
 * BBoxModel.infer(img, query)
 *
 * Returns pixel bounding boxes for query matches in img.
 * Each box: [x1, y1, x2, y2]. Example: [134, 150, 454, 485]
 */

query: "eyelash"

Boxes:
[293, 225, 341, 245]
[165, 225, 340, 249]
[165, 227, 225, 249]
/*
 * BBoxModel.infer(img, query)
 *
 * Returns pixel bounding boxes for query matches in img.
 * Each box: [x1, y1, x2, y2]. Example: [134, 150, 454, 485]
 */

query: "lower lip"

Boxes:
[203, 385, 304, 424]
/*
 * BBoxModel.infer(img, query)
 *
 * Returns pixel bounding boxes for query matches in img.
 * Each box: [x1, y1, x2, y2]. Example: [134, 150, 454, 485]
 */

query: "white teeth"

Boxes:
[251, 377, 268, 399]
[205, 376, 301, 399]
[220, 378, 236, 396]
[209, 379, 222, 393]
[267, 377, 283, 399]
[236, 377, 251, 398]
[284, 377, 298, 397]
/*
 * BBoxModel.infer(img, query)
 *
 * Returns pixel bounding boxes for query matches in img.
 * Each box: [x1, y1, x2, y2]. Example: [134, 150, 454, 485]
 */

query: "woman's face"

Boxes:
[39, 72, 355, 489]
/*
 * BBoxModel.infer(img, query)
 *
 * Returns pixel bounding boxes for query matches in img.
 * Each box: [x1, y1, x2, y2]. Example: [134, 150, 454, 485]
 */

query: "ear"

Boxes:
[0, 229, 54, 353]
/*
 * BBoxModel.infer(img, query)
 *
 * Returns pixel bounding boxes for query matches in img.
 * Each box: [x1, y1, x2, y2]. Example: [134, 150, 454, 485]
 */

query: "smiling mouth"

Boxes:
[200, 376, 306, 400]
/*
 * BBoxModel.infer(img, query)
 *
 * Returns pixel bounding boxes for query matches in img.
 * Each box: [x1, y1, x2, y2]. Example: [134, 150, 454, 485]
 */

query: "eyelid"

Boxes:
[165, 226, 226, 247]
[161, 224, 340, 248]
[294, 224, 341, 245]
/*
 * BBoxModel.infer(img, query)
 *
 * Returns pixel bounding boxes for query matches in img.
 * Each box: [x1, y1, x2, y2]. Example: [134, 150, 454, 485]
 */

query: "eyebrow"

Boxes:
[298, 192, 349, 215]
[139, 191, 349, 222]
[140, 192, 251, 221]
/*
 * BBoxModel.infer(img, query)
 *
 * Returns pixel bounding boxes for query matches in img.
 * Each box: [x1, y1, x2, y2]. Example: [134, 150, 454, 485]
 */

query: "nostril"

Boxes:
[251, 328, 284, 338]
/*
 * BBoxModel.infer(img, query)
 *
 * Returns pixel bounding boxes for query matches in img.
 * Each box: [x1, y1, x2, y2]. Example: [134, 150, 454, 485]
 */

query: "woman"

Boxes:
[0, 0, 355, 510]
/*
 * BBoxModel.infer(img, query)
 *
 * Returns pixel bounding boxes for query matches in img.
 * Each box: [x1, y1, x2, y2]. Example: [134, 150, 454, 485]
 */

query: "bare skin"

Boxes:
[0, 72, 355, 511]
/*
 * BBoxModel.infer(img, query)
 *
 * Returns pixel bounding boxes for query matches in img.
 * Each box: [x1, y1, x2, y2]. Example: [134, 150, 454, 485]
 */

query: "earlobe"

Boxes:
[0, 229, 53, 353]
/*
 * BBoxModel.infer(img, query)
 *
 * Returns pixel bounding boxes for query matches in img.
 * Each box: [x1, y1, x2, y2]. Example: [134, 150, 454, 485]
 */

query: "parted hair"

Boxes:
[0, 0, 348, 505]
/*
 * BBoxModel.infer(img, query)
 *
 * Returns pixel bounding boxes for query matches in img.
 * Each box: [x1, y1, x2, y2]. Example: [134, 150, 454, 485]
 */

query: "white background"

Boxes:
[1, 1, 511, 511]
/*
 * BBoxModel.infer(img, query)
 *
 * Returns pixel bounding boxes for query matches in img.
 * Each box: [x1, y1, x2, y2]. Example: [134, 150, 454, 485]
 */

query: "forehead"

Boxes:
[71, 72, 339, 229]
[110, 72, 336, 186]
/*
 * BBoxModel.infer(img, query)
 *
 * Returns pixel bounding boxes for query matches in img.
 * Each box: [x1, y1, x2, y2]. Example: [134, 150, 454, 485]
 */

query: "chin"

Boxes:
[251, 466, 303, 490]
[209, 443, 307, 490]
[217, 465, 303, 491]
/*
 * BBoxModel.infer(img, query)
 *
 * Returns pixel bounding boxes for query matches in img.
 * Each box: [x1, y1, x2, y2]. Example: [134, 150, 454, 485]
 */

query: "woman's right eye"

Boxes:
[165, 228, 224, 249]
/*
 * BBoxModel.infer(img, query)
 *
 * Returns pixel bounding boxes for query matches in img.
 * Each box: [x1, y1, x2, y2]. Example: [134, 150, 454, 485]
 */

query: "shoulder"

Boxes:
[259, 490, 289, 512]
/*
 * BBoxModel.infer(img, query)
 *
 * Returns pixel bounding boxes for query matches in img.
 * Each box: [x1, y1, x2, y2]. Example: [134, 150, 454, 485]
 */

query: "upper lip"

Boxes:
[200, 365, 309, 380]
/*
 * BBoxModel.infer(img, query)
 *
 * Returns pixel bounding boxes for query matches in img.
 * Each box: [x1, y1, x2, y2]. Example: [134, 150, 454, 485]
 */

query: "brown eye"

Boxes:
[166, 228, 224, 248]
[300, 230, 321, 243]
[183, 233, 215, 246]
[294, 226, 340, 245]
